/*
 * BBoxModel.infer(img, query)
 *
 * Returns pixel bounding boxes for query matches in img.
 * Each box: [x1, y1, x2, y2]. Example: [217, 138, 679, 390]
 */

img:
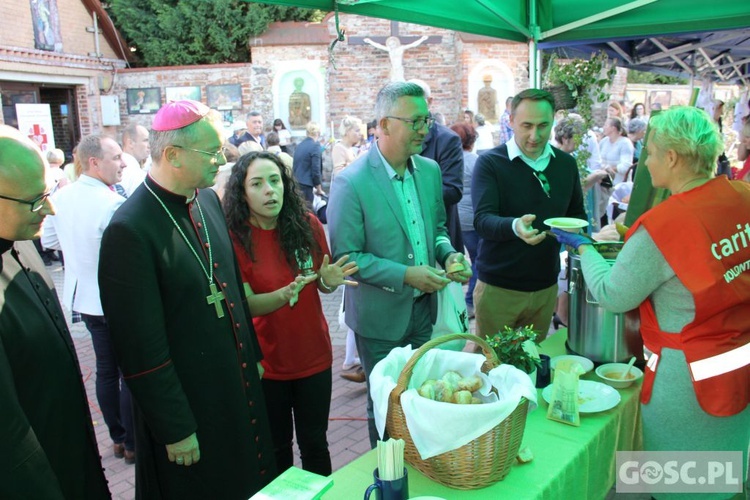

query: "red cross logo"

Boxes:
[28, 124, 48, 151]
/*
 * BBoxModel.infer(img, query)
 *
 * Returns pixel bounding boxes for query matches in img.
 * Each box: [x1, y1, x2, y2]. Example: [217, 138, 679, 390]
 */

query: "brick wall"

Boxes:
[0, 0, 118, 59]
[113, 15, 531, 138]
[113, 63, 256, 131]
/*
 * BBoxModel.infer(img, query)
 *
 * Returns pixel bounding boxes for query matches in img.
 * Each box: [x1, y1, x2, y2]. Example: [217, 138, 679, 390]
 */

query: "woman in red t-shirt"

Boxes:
[223, 151, 358, 477]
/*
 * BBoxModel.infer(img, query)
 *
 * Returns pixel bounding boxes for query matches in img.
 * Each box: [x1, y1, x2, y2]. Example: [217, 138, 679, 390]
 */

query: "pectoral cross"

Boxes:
[206, 282, 225, 318]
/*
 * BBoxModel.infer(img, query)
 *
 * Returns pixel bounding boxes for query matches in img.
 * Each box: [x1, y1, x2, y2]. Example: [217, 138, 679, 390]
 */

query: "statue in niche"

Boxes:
[288, 77, 312, 129]
[363, 35, 429, 82]
[477, 74, 499, 122]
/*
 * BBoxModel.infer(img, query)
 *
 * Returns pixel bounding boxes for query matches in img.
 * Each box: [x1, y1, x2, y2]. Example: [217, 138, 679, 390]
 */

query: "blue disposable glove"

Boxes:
[551, 228, 592, 250]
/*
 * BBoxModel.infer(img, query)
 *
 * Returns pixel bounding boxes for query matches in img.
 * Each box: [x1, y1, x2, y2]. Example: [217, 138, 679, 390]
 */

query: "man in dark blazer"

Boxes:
[231, 111, 266, 149]
[292, 121, 324, 208]
[409, 79, 465, 252]
[328, 82, 471, 447]
[0, 124, 110, 499]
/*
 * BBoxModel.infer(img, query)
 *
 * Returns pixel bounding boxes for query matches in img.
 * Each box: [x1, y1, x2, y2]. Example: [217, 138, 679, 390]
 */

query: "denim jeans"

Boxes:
[81, 314, 135, 451]
[261, 368, 332, 477]
[462, 229, 480, 307]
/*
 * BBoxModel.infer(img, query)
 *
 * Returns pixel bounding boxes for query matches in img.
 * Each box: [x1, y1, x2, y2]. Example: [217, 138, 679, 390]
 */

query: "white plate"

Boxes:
[550, 354, 594, 374]
[544, 217, 589, 231]
[542, 380, 621, 413]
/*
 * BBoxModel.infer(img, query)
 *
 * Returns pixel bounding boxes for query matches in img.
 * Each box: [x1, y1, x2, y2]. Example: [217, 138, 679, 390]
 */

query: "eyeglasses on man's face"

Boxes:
[533, 170, 551, 198]
[386, 116, 435, 132]
[0, 191, 51, 212]
[173, 145, 226, 162]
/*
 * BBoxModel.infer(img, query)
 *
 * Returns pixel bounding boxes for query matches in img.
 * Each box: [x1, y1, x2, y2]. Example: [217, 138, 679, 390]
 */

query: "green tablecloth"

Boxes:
[324, 329, 643, 499]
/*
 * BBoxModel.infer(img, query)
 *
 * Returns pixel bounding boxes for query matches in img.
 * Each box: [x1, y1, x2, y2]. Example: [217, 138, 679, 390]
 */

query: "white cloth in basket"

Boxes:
[370, 345, 537, 460]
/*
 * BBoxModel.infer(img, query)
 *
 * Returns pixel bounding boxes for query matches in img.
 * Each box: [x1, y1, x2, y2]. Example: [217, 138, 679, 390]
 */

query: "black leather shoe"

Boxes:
[552, 314, 567, 330]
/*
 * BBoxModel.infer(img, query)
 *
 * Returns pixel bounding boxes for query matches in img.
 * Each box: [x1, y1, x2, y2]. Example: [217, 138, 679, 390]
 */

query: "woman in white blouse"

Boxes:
[331, 116, 363, 180]
[599, 117, 634, 185]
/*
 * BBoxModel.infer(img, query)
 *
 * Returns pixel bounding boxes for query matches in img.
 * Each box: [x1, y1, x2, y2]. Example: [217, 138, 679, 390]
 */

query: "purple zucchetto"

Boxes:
[152, 100, 210, 131]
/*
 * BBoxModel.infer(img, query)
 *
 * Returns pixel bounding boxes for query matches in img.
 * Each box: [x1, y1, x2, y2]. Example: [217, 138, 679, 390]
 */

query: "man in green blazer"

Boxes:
[328, 82, 472, 447]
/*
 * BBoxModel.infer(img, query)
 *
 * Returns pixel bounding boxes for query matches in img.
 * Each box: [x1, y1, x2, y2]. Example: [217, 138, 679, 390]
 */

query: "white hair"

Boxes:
[407, 79, 431, 99]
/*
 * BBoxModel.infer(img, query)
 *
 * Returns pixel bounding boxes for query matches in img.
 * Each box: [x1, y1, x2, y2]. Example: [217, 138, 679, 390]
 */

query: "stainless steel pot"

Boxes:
[566, 245, 641, 363]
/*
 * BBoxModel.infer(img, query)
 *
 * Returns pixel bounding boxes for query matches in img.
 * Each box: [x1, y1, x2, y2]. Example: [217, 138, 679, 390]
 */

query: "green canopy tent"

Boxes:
[254, 0, 750, 85]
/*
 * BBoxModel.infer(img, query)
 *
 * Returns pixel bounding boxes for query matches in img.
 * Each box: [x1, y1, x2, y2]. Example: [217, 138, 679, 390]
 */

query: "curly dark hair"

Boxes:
[222, 151, 320, 272]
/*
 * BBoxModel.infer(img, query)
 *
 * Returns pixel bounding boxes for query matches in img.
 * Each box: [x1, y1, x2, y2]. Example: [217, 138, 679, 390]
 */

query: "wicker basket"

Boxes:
[385, 333, 529, 490]
[545, 83, 578, 111]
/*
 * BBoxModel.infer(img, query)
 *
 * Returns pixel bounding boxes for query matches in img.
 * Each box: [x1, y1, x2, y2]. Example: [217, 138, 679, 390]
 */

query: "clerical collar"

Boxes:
[507, 138, 555, 173]
[145, 175, 197, 204]
[375, 142, 415, 181]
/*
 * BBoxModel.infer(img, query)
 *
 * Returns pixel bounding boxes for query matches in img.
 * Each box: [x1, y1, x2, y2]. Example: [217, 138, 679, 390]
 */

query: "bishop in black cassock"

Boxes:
[98, 101, 275, 499]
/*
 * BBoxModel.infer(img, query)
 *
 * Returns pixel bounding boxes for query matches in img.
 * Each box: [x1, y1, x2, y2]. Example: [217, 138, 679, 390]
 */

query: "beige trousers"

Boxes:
[473, 280, 558, 342]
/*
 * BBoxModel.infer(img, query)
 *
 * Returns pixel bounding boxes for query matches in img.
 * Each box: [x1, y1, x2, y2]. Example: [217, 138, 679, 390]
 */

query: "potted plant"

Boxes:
[485, 325, 542, 378]
[544, 52, 617, 181]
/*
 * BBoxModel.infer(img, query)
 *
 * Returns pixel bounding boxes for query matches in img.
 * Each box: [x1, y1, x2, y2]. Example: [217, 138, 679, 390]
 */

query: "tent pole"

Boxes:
[529, 41, 542, 89]
[528, 0, 541, 88]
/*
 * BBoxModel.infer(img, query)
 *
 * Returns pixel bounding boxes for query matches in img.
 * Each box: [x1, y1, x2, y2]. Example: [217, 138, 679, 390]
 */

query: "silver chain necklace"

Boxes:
[144, 181, 225, 318]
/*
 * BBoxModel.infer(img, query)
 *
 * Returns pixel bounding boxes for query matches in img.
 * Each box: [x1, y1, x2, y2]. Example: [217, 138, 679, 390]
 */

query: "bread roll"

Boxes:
[453, 390, 473, 404]
[418, 380, 437, 400]
[441, 371, 462, 392]
[434, 380, 454, 403]
[471, 397, 483, 404]
[516, 446, 534, 463]
[446, 261, 465, 274]
[457, 375, 482, 393]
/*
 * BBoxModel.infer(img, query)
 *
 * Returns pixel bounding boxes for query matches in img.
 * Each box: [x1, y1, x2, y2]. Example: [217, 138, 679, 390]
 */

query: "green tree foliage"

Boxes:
[627, 69, 688, 85]
[106, 0, 323, 67]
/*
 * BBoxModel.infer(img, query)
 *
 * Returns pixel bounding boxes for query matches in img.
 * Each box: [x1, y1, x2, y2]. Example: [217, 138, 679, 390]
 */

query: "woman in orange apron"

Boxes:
[554, 106, 749, 500]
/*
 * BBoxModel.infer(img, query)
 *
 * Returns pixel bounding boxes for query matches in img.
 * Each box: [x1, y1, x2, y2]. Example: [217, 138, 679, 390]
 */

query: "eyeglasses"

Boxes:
[386, 116, 435, 132]
[0, 191, 51, 212]
[533, 170, 551, 198]
[173, 145, 226, 162]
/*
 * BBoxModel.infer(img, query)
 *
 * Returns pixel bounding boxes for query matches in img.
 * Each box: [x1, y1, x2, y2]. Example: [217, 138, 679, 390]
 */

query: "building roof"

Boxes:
[81, 0, 134, 63]
[250, 21, 331, 47]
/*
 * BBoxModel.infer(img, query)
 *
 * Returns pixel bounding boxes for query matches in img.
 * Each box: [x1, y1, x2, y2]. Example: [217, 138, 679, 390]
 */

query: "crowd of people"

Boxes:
[1, 78, 749, 499]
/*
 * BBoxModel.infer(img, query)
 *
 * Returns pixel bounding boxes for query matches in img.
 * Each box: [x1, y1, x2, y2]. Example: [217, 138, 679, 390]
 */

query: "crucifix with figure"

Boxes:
[349, 21, 442, 82]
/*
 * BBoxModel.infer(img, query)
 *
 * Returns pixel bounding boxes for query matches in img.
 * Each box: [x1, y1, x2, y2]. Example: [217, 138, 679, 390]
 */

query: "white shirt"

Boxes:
[474, 125, 495, 151]
[506, 137, 555, 172]
[599, 136, 634, 184]
[119, 152, 146, 196]
[41, 174, 125, 315]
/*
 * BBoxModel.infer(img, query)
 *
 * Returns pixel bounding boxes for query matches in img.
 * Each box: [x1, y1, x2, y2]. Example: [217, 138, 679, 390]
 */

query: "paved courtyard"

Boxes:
[47, 260, 368, 500]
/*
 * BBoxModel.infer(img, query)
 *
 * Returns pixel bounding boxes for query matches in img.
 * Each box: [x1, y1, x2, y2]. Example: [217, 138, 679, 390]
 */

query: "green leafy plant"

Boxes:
[485, 325, 541, 375]
[545, 53, 617, 184]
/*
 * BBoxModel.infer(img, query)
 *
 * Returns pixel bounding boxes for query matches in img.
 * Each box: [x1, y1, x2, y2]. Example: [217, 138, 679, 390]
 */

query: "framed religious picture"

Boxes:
[206, 84, 242, 110]
[165, 86, 202, 103]
[648, 90, 671, 111]
[126, 87, 161, 114]
[625, 90, 647, 108]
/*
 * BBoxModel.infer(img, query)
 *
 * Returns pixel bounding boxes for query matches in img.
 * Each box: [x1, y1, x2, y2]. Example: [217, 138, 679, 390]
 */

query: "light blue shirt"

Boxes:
[506, 138, 556, 172]
[506, 139, 557, 236]
[376, 146, 429, 296]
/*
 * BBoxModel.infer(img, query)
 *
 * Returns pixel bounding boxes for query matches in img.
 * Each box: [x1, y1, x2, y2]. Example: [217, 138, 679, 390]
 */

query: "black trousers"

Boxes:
[298, 184, 314, 211]
[261, 368, 332, 477]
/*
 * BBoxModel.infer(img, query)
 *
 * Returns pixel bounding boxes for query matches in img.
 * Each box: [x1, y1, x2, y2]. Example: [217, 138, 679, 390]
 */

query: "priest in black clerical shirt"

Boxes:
[0, 125, 110, 499]
[99, 100, 276, 499]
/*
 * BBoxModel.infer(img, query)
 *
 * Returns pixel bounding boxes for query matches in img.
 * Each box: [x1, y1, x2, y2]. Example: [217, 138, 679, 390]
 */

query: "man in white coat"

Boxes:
[119, 123, 150, 196]
[42, 133, 135, 463]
